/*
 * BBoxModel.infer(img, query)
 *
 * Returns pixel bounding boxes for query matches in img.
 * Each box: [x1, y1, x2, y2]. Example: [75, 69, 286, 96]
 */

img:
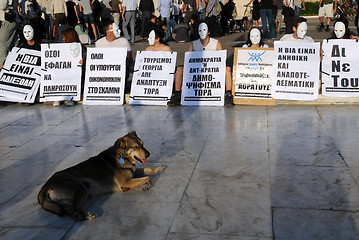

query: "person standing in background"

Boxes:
[109, 0, 121, 26]
[294, 0, 305, 18]
[318, 0, 337, 32]
[258, 0, 276, 39]
[139, 0, 154, 38]
[51, 0, 68, 42]
[122, 0, 137, 44]
[157, 0, 173, 41]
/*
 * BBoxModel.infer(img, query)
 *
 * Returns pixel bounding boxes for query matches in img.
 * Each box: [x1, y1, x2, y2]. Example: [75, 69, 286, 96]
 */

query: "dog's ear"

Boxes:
[114, 137, 126, 149]
[128, 131, 137, 137]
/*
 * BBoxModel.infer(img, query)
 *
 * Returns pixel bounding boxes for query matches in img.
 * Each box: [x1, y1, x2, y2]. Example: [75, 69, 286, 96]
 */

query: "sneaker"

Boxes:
[325, 26, 330, 32]
[224, 92, 234, 107]
[167, 91, 181, 106]
[66, 99, 75, 106]
[53, 101, 61, 107]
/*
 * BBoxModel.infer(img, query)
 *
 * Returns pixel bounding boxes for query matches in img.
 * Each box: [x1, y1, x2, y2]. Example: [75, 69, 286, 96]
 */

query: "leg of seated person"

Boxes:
[167, 66, 183, 106]
[174, 66, 183, 92]
[224, 66, 234, 107]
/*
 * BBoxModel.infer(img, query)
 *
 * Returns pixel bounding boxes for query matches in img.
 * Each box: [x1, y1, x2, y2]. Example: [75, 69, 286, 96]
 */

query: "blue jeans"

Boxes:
[260, 9, 276, 39]
[161, 16, 171, 41]
[294, 6, 301, 18]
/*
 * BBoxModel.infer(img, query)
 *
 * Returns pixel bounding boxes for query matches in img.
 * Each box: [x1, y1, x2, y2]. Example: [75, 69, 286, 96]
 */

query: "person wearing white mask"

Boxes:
[96, 20, 133, 84]
[328, 17, 351, 39]
[167, 22, 234, 107]
[145, 28, 172, 52]
[16, 24, 41, 51]
[280, 17, 314, 42]
[242, 28, 269, 48]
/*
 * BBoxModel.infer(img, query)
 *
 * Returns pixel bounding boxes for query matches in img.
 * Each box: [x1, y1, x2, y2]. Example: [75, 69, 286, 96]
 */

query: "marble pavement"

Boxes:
[1, 103, 359, 239]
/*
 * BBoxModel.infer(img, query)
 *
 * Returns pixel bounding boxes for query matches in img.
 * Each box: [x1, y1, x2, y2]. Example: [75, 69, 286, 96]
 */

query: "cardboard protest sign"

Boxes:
[322, 39, 359, 97]
[130, 51, 177, 105]
[272, 41, 320, 101]
[0, 47, 41, 103]
[83, 48, 126, 105]
[40, 43, 82, 102]
[181, 50, 226, 106]
[233, 47, 275, 105]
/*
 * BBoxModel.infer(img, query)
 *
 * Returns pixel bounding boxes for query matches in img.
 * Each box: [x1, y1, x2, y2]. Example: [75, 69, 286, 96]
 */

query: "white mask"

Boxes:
[108, 23, 121, 38]
[334, 21, 346, 39]
[148, 30, 155, 46]
[69, 43, 80, 58]
[23, 25, 34, 41]
[198, 22, 209, 40]
[296, 22, 307, 39]
[249, 28, 261, 45]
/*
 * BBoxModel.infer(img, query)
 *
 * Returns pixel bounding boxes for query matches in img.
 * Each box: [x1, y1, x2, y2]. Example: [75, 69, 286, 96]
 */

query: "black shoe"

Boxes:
[167, 91, 181, 106]
[224, 92, 234, 107]
[318, 24, 324, 32]
[325, 26, 330, 32]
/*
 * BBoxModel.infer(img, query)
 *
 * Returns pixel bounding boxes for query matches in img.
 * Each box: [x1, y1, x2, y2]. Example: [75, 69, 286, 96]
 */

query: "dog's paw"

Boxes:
[142, 181, 151, 191]
[155, 166, 165, 173]
[68, 210, 87, 222]
[86, 212, 97, 220]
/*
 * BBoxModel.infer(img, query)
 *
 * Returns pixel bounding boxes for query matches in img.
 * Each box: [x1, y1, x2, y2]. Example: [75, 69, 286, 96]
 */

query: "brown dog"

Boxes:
[37, 131, 164, 221]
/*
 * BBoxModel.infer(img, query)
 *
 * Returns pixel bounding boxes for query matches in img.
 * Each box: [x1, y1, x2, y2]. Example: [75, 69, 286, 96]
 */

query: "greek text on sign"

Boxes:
[181, 50, 226, 106]
[40, 43, 82, 102]
[322, 39, 359, 97]
[130, 51, 177, 105]
[271, 41, 320, 101]
[0, 47, 41, 103]
[234, 48, 273, 99]
[83, 48, 126, 105]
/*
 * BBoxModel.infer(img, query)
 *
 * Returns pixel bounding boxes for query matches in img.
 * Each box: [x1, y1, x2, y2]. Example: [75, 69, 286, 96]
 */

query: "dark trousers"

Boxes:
[54, 13, 67, 42]
[206, 15, 220, 37]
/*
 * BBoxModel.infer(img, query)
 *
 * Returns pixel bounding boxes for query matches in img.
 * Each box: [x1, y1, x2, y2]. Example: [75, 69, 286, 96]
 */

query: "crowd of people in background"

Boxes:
[0, 0, 359, 106]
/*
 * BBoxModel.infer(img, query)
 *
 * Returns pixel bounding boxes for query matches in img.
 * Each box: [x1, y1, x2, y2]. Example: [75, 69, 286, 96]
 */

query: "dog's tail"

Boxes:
[38, 188, 65, 217]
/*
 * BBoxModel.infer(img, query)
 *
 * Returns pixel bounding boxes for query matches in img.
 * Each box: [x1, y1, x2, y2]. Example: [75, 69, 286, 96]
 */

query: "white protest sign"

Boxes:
[234, 48, 273, 99]
[322, 39, 359, 97]
[272, 41, 320, 101]
[181, 50, 226, 106]
[83, 48, 126, 105]
[40, 43, 82, 102]
[130, 51, 177, 105]
[0, 47, 41, 103]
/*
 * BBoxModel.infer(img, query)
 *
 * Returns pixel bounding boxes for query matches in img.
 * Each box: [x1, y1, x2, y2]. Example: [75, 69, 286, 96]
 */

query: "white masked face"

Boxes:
[198, 23, 209, 40]
[334, 21, 346, 39]
[148, 30, 155, 46]
[23, 25, 34, 41]
[108, 23, 121, 38]
[250, 28, 261, 45]
[296, 22, 307, 39]
[69, 43, 80, 58]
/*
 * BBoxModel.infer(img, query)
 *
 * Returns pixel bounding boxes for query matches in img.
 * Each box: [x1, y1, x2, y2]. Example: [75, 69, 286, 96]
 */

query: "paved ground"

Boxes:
[1, 17, 359, 240]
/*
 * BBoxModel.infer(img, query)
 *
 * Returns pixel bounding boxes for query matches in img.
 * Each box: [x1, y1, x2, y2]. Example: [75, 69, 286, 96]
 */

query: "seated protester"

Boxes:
[155, 17, 170, 42]
[145, 27, 172, 51]
[173, 16, 189, 42]
[328, 17, 354, 39]
[167, 22, 234, 107]
[16, 24, 41, 51]
[16, 24, 41, 104]
[280, 17, 314, 42]
[75, 19, 91, 45]
[96, 20, 133, 87]
[242, 28, 269, 48]
[143, 15, 157, 39]
[59, 27, 87, 106]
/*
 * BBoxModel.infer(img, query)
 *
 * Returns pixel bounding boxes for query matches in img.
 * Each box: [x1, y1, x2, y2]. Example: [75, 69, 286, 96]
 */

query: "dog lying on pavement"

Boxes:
[38, 131, 165, 221]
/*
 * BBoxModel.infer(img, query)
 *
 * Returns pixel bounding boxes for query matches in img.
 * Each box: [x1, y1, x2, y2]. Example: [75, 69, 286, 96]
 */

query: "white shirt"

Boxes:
[242, 43, 270, 48]
[193, 38, 218, 51]
[280, 34, 314, 42]
[95, 37, 131, 52]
